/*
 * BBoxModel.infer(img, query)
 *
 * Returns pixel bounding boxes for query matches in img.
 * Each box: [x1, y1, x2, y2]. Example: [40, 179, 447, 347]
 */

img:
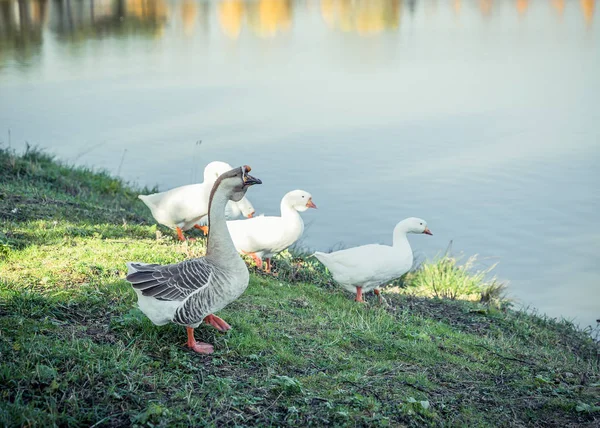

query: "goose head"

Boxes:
[402, 217, 433, 235]
[283, 190, 317, 212]
[214, 165, 262, 202]
[237, 196, 256, 218]
[204, 161, 234, 184]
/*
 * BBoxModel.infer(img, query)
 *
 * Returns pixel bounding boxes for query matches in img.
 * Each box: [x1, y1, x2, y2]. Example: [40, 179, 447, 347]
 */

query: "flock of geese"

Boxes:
[126, 162, 432, 354]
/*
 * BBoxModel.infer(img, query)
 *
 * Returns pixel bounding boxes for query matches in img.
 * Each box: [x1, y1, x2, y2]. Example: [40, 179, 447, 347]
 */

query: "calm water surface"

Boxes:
[1, 0, 598, 328]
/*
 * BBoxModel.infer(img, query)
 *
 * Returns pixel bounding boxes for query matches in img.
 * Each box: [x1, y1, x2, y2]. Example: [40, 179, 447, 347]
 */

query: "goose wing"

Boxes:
[126, 258, 213, 301]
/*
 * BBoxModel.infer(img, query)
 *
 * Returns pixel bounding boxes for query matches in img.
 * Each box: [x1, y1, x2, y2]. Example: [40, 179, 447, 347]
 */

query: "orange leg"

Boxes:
[355, 286, 364, 303]
[247, 253, 263, 270]
[265, 258, 271, 273]
[176, 227, 185, 241]
[186, 327, 214, 354]
[193, 224, 209, 236]
[203, 314, 231, 332]
[374, 288, 383, 304]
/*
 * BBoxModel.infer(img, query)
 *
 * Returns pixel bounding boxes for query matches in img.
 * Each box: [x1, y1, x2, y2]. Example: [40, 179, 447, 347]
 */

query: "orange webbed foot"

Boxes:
[204, 314, 231, 332]
[193, 225, 209, 236]
[189, 343, 214, 354]
[186, 327, 214, 354]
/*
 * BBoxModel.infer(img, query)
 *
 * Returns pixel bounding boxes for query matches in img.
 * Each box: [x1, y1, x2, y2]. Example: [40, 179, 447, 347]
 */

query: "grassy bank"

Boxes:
[1, 147, 599, 427]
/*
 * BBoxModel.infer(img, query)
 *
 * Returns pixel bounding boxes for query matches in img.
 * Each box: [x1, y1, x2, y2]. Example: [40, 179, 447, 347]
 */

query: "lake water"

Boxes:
[1, 0, 598, 329]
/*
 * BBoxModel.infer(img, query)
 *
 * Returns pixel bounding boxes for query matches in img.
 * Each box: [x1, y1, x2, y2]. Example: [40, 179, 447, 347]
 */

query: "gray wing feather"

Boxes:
[126, 259, 213, 301]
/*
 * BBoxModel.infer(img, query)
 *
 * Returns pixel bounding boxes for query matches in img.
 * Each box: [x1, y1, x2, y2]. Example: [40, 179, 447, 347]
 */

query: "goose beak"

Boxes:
[247, 212, 255, 218]
[423, 228, 433, 235]
[243, 174, 262, 186]
[306, 198, 317, 209]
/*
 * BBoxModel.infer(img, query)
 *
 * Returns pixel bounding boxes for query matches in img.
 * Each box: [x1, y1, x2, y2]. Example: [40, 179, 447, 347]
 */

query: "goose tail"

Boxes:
[126, 261, 156, 277]
[312, 252, 329, 264]
[138, 194, 150, 206]
[138, 193, 161, 208]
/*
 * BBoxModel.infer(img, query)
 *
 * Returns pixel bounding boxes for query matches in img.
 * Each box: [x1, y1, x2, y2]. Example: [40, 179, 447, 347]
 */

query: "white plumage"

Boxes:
[313, 217, 432, 302]
[138, 161, 256, 239]
[226, 190, 317, 272]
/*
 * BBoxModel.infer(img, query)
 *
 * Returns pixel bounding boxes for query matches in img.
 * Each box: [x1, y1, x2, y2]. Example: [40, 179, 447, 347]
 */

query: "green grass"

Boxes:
[1, 147, 599, 427]
[396, 254, 508, 307]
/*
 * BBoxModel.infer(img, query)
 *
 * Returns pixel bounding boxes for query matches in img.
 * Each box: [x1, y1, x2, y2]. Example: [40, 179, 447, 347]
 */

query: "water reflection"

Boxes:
[48, 0, 168, 40]
[321, 0, 401, 34]
[0, 0, 595, 60]
[218, 0, 244, 39]
[582, 0, 595, 24]
[218, 0, 292, 39]
[0, 0, 597, 74]
[479, 0, 493, 17]
[516, 0, 529, 16]
[0, 0, 47, 66]
[552, 0, 565, 15]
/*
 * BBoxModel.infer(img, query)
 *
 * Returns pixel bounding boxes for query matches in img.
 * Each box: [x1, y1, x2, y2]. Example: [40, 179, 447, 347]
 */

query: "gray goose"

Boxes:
[126, 166, 262, 354]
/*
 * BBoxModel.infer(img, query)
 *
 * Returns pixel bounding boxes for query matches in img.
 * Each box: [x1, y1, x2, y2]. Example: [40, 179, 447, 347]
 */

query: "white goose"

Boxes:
[227, 190, 317, 273]
[126, 166, 262, 354]
[138, 161, 254, 240]
[313, 218, 432, 303]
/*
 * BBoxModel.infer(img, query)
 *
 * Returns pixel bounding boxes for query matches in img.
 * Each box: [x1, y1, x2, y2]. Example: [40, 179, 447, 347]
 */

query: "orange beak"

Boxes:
[247, 212, 255, 218]
[423, 228, 433, 235]
[306, 198, 317, 209]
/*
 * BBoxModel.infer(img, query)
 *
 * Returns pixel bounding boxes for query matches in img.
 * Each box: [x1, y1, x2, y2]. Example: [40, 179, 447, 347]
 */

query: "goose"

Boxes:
[313, 217, 432, 303]
[195, 194, 255, 231]
[228, 195, 256, 220]
[125, 166, 262, 354]
[226, 190, 317, 273]
[138, 161, 243, 240]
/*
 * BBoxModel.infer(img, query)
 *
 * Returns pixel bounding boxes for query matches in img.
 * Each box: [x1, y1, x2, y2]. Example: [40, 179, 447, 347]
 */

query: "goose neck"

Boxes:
[392, 226, 412, 254]
[280, 199, 302, 220]
[279, 199, 304, 238]
[206, 185, 239, 261]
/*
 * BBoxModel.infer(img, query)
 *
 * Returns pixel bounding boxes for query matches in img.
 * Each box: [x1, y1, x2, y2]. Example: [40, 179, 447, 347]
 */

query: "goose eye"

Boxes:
[302, 195, 305, 198]
[420, 222, 423, 225]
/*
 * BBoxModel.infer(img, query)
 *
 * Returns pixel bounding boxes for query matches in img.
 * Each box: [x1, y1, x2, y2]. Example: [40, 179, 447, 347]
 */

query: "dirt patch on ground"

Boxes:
[386, 294, 495, 333]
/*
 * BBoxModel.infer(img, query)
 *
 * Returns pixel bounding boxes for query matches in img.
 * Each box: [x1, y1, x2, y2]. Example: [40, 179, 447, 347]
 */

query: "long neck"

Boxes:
[280, 198, 304, 237]
[392, 223, 413, 262]
[280, 198, 302, 226]
[206, 185, 238, 261]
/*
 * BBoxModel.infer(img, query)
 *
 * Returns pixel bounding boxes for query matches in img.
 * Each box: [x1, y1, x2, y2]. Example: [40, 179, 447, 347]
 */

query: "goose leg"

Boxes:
[374, 288, 383, 304]
[176, 227, 185, 241]
[203, 314, 231, 332]
[265, 258, 272, 273]
[355, 286, 364, 303]
[193, 224, 209, 236]
[186, 327, 214, 354]
[248, 253, 263, 270]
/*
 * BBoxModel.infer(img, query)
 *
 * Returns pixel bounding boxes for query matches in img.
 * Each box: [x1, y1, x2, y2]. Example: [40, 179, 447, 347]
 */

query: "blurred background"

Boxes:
[0, 0, 598, 328]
